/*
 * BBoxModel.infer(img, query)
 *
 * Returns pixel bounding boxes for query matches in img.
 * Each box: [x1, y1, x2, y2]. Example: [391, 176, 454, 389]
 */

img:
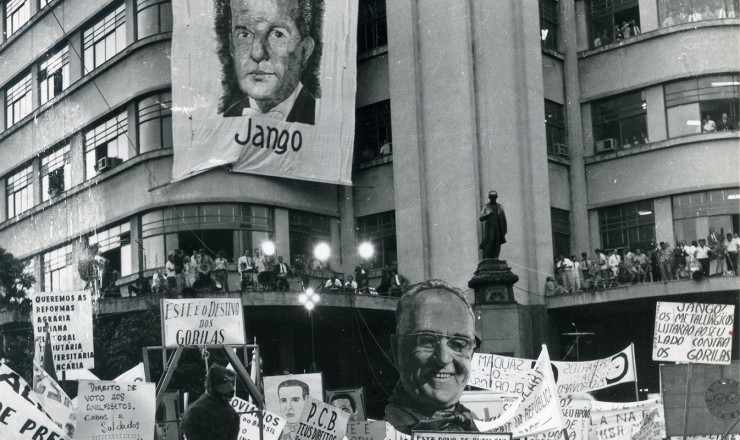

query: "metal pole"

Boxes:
[681, 363, 692, 440]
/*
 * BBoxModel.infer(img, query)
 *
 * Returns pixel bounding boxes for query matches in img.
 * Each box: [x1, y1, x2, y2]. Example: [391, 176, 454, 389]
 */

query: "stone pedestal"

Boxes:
[468, 258, 519, 304]
[469, 259, 534, 358]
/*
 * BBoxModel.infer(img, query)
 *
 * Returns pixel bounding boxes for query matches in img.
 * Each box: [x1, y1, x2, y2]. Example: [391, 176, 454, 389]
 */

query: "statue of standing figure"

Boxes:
[479, 190, 507, 259]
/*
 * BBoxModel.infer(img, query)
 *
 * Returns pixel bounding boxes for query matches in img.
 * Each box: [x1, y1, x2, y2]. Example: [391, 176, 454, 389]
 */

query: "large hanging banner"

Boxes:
[171, 0, 358, 185]
[0, 363, 71, 440]
[32, 291, 94, 372]
[475, 345, 565, 438]
[470, 345, 637, 395]
[161, 298, 246, 347]
[653, 302, 735, 365]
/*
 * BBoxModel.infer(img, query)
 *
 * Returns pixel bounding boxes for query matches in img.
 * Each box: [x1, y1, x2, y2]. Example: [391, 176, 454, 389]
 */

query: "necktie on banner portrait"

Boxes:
[171, 0, 358, 185]
[469, 345, 637, 395]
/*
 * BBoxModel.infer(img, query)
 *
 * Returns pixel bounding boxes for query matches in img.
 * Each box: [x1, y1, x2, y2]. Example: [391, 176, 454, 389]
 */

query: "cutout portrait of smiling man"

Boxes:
[386, 280, 480, 434]
[214, 0, 321, 124]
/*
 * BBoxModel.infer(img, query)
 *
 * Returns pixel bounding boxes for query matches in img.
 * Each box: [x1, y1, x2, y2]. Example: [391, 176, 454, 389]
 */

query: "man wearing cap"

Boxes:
[182, 365, 240, 440]
[385, 279, 479, 434]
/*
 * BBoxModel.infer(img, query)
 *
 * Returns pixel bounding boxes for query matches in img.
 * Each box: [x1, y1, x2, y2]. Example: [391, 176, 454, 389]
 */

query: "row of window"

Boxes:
[659, 0, 738, 27]
[592, 73, 739, 153]
[2, 0, 172, 130]
[5, 90, 172, 218]
[551, 188, 739, 259]
[33, 204, 397, 291]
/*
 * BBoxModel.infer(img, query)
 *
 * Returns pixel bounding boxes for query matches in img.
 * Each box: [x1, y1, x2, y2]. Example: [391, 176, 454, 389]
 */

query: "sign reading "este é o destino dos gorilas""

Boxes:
[161, 298, 245, 347]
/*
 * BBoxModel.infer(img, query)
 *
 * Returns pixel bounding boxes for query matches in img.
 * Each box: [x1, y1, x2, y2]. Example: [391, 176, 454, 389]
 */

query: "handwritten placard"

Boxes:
[161, 298, 245, 347]
[653, 302, 735, 364]
[413, 432, 512, 440]
[76, 380, 155, 440]
[32, 291, 94, 372]
[230, 396, 286, 440]
[294, 397, 350, 440]
[470, 345, 636, 395]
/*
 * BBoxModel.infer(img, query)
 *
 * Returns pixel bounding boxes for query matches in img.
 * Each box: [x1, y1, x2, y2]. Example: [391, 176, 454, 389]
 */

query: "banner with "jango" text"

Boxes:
[171, 0, 358, 185]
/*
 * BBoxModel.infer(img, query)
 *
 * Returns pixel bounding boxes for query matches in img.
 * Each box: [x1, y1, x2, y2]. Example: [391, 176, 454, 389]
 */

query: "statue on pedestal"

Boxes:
[479, 190, 507, 259]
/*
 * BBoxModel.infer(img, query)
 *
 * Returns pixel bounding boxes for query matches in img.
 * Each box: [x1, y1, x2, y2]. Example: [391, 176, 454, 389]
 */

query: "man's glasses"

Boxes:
[399, 332, 477, 356]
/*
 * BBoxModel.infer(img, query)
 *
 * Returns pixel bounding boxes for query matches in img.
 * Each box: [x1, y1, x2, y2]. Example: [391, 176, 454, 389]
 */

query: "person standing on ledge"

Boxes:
[479, 190, 507, 259]
[385, 280, 479, 434]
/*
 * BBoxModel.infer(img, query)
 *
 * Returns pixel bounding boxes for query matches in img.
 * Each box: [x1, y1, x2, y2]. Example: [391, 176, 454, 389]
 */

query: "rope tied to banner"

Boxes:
[199, 347, 210, 373]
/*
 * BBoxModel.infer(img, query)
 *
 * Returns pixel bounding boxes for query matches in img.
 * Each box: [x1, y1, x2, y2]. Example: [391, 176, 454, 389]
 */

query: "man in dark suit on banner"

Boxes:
[215, 0, 319, 124]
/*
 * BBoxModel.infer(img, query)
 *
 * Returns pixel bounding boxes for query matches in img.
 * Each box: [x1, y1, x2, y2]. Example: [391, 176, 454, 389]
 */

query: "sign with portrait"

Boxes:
[171, 0, 358, 185]
[161, 298, 246, 347]
[264, 373, 324, 439]
[326, 387, 366, 422]
[469, 345, 636, 396]
[32, 290, 94, 373]
[653, 302, 735, 365]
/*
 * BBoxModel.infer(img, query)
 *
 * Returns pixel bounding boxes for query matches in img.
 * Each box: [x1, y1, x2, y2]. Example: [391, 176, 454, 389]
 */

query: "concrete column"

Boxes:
[0, 177, 6, 222]
[654, 197, 674, 246]
[29, 0, 38, 16]
[645, 85, 666, 143]
[386, 0, 430, 284]
[69, 29, 84, 79]
[338, 185, 356, 275]
[125, 0, 137, 44]
[0, 88, 6, 131]
[562, 0, 590, 260]
[588, 210, 601, 250]
[329, 217, 340, 272]
[69, 132, 85, 186]
[575, 1, 589, 51]
[273, 208, 290, 262]
[581, 103, 593, 154]
[639, 0, 659, 33]
[130, 215, 142, 274]
[127, 102, 138, 156]
[31, 159, 41, 207]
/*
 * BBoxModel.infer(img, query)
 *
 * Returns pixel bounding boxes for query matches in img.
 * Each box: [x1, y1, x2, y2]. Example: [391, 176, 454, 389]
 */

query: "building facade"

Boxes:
[0, 0, 738, 415]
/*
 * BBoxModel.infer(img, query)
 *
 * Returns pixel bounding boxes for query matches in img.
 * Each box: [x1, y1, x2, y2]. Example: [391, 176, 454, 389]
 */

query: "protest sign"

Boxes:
[0, 363, 71, 440]
[231, 396, 286, 440]
[161, 298, 245, 347]
[653, 302, 735, 364]
[32, 290, 94, 372]
[589, 398, 664, 440]
[32, 362, 76, 434]
[327, 387, 366, 422]
[470, 346, 636, 395]
[76, 379, 155, 440]
[114, 362, 147, 382]
[345, 421, 411, 440]
[461, 391, 513, 421]
[475, 345, 565, 438]
[294, 397, 350, 440]
[630, 409, 661, 440]
[413, 432, 512, 440]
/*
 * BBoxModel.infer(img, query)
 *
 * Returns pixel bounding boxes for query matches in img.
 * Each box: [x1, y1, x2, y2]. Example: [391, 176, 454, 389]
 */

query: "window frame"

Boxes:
[540, 0, 560, 51]
[664, 73, 740, 139]
[137, 90, 173, 153]
[354, 99, 392, 164]
[4, 0, 30, 38]
[40, 144, 71, 202]
[84, 111, 129, 179]
[658, 0, 739, 28]
[357, 0, 388, 54]
[587, 0, 641, 48]
[5, 72, 33, 129]
[598, 200, 656, 252]
[545, 99, 566, 155]
[5, 163, 34, 218]
[38, 45, 70, 105]
[591, 90, 648, 152]
[82, 3, 127, 73]
[356, 210, 397, 270]
[136, 0, 172, 39]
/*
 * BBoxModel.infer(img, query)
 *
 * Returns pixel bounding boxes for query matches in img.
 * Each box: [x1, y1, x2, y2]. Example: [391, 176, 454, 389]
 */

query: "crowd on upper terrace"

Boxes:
[546, 228, 740, 296]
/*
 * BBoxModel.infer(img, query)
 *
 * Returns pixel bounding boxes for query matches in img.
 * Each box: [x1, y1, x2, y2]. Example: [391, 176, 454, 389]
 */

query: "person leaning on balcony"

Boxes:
[545, 276, 569, 296]
[659, 242, 674, 281]
[695, 239, 712, 277]
[607, 249, 621, 278]
[634, 249, 649, 281]
[717, 113, 735, 131]
[702, 114, 716, 132]
[726, 233, 740, 275]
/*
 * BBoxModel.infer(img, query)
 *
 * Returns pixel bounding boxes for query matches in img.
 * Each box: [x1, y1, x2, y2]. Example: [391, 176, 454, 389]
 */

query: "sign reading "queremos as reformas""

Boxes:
[161, 298, 245, 347]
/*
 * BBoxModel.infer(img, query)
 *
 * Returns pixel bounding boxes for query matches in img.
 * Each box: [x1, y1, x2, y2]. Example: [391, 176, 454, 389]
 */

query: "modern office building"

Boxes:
[0, 0, 738, 415]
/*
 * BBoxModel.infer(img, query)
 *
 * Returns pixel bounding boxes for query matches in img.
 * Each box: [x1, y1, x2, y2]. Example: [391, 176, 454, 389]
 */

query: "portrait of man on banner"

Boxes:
[214, 0, 324, 124]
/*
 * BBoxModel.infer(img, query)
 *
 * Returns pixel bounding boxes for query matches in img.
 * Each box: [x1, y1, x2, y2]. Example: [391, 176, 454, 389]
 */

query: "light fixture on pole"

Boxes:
[313, 242, 330, 263]
[261, 240, 276, 257]
[358, 241, 375, 260]
[298, 287, 320, 372]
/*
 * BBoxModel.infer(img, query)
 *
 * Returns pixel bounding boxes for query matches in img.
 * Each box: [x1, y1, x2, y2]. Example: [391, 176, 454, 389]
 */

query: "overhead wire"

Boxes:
[45, 6, 217, 256]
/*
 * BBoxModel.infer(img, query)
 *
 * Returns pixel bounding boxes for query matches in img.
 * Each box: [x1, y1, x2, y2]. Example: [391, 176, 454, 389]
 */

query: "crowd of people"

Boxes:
[546, 228, 740, 296]
[318, 264, 409, 297]
[662, 3, 736, 27]
[701, 112, 736, 132]
[593, 20, 641, 48]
